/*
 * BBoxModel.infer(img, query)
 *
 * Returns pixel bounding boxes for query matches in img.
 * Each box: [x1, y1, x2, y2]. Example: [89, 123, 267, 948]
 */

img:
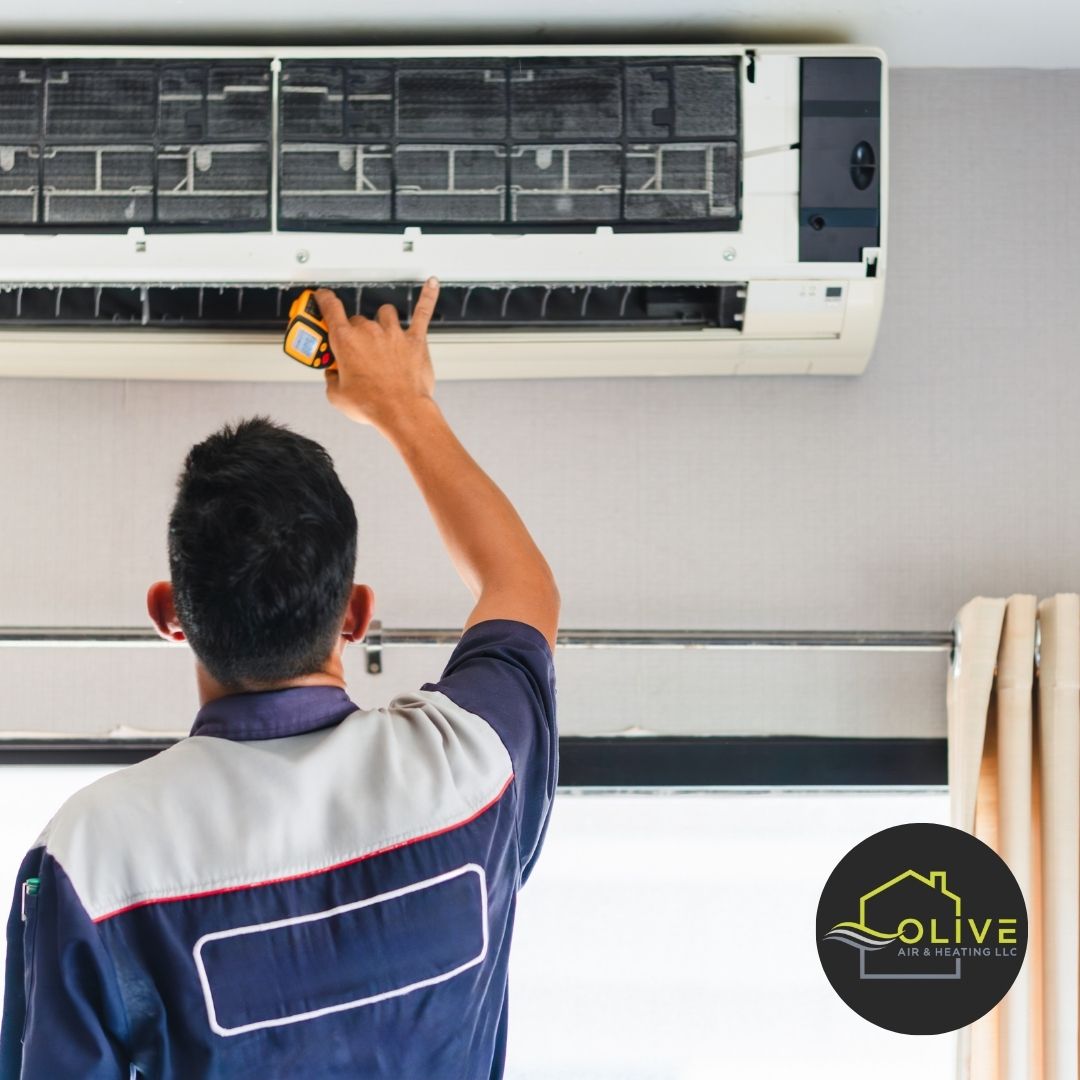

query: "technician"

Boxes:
[1, 278, 560, 1078]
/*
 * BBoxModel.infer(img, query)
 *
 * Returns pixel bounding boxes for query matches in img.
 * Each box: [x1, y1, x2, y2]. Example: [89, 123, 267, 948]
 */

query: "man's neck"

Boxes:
[195, 660, 346, 707]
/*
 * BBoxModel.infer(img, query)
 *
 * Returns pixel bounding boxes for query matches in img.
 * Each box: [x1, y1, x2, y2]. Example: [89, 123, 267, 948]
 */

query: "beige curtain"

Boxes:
[949, 595, 1080, 1080]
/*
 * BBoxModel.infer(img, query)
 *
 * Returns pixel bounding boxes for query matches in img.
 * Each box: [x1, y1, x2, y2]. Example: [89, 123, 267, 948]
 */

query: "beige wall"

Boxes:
[1, 69, 1078, 739]
[1, 5, 1076, 68]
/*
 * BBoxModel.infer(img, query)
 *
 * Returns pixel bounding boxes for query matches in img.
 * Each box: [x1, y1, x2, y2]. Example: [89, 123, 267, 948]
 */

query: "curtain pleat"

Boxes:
[994, 596, 1036, 1080]
[949, 597, 1006, 1079]
[948, 597, 1006, 834]
[1035, 596, 1080, 1080]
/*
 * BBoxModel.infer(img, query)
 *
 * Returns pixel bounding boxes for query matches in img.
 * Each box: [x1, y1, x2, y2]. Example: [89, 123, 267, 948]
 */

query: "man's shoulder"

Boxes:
[40, 738, 211, 864]
[45, 693, 510, 848]
[40, 698, 517, 923]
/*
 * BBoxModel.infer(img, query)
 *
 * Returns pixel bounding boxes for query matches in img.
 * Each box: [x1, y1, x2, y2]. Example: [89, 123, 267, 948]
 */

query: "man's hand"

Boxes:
[314, 278, 440, 432]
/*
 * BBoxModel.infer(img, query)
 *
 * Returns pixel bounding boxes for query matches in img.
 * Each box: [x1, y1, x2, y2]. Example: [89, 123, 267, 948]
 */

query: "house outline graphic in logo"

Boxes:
[823, 869, 963, 980]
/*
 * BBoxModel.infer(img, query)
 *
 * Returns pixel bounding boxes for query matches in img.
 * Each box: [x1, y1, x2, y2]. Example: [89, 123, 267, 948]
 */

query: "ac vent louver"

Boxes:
[0, 282, 747, 330]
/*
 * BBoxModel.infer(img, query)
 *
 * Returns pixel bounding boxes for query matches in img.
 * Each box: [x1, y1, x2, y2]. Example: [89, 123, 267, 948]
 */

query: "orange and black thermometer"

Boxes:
[283, 289, 335, 369]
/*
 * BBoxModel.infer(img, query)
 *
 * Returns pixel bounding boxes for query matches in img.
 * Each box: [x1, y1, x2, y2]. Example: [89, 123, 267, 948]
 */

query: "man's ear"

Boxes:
[341, 584, 376, 644]
[147, 581, 186, 642]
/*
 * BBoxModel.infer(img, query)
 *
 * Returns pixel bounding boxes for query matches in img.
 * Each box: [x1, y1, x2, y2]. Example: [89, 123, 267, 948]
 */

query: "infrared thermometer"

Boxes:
[283, 290, 335, 369]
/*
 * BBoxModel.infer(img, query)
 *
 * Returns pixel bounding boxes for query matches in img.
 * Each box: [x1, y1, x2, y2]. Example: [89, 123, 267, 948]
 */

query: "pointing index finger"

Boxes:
[313, 288, 350, 336]
[409, 277, 440, 337]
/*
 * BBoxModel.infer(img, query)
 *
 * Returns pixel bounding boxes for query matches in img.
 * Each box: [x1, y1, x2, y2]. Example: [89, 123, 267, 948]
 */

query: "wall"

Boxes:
[1, 69, 1078, 740]
[1, 5, 1078, 68]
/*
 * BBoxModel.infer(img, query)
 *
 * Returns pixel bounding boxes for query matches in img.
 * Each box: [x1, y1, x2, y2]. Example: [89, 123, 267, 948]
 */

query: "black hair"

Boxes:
[167, 416, 358, 691]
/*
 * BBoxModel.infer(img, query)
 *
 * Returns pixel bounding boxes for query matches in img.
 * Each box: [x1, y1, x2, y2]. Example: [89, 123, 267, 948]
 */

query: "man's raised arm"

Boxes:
[315, 280, 560, 650]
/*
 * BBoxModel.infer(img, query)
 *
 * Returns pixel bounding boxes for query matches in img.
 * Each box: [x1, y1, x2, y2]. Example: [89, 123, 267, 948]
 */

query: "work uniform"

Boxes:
[0, 619, 557, 1079]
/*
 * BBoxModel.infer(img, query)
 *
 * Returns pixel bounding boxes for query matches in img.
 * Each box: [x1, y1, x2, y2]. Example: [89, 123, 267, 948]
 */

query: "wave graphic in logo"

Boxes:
[822, 921, 899, 952]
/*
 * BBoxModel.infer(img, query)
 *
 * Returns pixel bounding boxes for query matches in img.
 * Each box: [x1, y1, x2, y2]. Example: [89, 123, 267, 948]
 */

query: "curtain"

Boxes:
[949, 595, 1079, 1080]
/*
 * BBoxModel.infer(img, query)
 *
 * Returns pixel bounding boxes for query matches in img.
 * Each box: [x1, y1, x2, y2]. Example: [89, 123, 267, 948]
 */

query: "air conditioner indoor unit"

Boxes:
[0, 44, 886, 381]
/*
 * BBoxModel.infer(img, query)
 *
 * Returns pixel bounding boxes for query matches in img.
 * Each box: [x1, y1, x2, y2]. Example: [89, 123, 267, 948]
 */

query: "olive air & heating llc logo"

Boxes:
[816, 822, 1027, 1034]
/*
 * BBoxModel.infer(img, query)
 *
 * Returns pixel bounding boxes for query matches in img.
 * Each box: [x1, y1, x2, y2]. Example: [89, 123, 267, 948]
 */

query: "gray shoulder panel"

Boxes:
[44, 690, 513, 921]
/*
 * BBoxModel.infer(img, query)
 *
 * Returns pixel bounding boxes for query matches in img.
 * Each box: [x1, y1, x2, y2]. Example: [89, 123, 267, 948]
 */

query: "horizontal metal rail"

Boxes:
[0, 625, 956, 652]
[0, 625, 954, 785]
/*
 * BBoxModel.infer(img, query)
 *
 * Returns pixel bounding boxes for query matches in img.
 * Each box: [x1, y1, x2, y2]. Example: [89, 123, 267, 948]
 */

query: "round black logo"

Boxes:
[816, 822, 1027, 1034]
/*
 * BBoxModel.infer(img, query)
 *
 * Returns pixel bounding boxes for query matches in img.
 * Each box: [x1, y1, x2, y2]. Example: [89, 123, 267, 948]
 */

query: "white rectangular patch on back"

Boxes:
[193, 863, 489, 1036]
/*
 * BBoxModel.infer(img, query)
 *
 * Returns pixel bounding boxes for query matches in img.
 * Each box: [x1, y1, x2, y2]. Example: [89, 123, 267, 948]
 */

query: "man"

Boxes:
[0, 278, 560, 1079]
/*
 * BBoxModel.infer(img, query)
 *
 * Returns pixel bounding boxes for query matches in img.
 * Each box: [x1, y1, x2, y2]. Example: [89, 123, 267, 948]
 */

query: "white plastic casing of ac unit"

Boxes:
[0, 44, 887, 381]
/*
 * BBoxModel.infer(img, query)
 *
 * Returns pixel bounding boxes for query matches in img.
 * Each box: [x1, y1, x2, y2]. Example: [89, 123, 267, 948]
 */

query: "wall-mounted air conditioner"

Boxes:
[0, 44, 886, 380]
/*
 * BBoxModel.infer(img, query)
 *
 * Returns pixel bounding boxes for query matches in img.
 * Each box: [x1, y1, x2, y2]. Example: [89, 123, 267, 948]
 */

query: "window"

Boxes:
[508, 791, 955, 1078]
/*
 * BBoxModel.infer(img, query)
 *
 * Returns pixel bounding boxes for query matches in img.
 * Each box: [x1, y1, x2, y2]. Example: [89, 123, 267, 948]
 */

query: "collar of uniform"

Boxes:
[190, 685, 360, 741]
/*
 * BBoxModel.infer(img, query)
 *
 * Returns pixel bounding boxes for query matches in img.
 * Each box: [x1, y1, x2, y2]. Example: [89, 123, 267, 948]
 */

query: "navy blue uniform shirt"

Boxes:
[0, 619, 557, 1079]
